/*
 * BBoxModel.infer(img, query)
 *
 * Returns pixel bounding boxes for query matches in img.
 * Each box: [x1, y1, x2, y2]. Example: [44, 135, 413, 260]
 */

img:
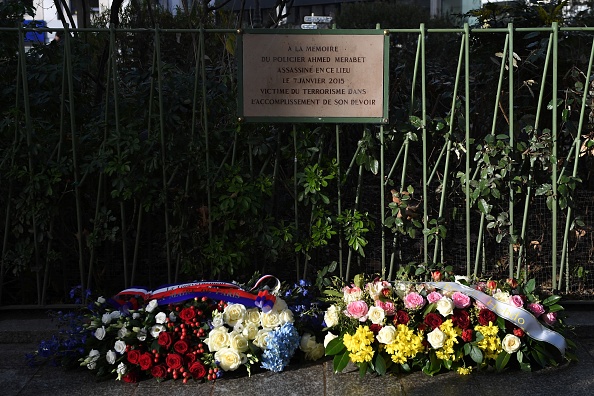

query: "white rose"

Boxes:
[253, 329, 271, 349]
[101, 313, 112, 325]
[304, 343, 325, 361]
[136, 328, 147, 341]
[233, 322, 244, 334]
[211, 314, 225, 328]
[145, 299, 158, 313]
[493, 291, 511, 303]
[106, 350, 117, 365]
[324, 305, 340, 328]
[229, 331, 249, 353]
[367, 306, 386, 325]
[214, 348, 246, 371]
[261, 310, 281, 329]
[155, 312, 167, 324]
[223, 304, 247, 327]
[299, 333, 318, 352]
[97, 296, 106, 304]
[94, 326, 106, 340]
[242, 322, 259, 340]
[278, 309, 294, 324]
[502, 334, 521, 354]
[114, 340, 127, 354]
[427, 327, 446, 349]
[272, 298, 288, 312]
[205, 326, 230, 352]
[323, 332, 338, 348]
[244, 308, 261, 325]
[376, 325, 397, 344]
[117, 326, 129, 339]
[150, 324, 166, 338]
[436, 297, 455, 317]
[110, 311, 121, 321]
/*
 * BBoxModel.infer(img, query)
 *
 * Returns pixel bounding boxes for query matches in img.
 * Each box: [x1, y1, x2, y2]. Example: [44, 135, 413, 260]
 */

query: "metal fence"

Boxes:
[1, 22, 594, 305]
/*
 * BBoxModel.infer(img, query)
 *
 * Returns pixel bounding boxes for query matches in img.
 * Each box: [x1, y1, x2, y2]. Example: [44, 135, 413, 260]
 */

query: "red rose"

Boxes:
[452, 309, 471, 329]
[166, 353, 183, 370]
[394, 310, 410, 325]
[432, 271, 442, 281]
[127, 349, 141, 365]
[369, 324, 382, 334]
[174, 340, 190, 354]
[122, 370, 139, 383]
[139, 352, 154, 371]
[151, 364, 168, 379]
[179, 307, 196, 323]
[185, 353, 197, 365]
[424, 313, 443, 330]
[461, 329, 473, 342]
[158, 331, 173, 349]
[418, 323, 427, 332]
[513, 327, 525, 338]
[478, 309, 497, 326]
[188, 361, 207, 379]
[486, 280, 497, 291]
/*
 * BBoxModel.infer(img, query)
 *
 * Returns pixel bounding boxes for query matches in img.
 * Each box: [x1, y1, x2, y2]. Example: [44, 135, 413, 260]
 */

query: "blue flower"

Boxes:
[260, 322, 301, 373]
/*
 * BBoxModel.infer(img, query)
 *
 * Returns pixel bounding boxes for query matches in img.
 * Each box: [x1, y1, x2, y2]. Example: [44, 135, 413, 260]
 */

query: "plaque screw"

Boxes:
[384, 30, 389, 36]
[238, 117, 244, 123]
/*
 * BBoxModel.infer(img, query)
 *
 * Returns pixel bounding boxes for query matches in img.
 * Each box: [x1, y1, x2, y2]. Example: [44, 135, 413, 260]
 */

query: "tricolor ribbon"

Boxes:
[427, 281, 567, 356]
[113, 275, 280, 313]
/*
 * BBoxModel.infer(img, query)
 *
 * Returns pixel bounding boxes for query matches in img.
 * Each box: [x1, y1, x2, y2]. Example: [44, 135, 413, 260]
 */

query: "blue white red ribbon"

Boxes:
[113, 275, 280, 313]
[427, 281, 567, 356]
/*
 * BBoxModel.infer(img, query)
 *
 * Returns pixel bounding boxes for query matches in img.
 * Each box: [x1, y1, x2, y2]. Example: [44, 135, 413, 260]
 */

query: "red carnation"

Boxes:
[461, 329, 473, 342]
[188, 361, 207, 379]
[174, 340, 190, 355]
[478, 309, 497, 326]
[151, 364, 168, 379]
[424, 313, 443, 330]
[122, 370, 139, 383]
[179, 307, 196, 323]
[394, 310, 410, 325]
[158, 331, 173, 349]
[369, 324, 382, 334]
[139, 352, 154, 371]
[127, 349, 141, 365]
[166, 353, 184, 370]
[513, 327, 525, 338]
[452, 309, 471, 329]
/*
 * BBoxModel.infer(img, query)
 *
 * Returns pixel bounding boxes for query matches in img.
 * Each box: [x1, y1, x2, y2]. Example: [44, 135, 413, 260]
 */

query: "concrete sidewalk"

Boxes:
[1, 309, 593, 396]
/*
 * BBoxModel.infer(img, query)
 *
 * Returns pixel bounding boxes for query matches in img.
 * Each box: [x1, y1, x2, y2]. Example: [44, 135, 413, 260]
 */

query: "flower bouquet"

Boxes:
[322, 272, 576, 376]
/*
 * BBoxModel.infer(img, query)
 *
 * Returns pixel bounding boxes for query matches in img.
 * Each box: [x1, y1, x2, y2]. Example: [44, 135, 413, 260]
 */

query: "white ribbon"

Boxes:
[427, 282, 566, 356]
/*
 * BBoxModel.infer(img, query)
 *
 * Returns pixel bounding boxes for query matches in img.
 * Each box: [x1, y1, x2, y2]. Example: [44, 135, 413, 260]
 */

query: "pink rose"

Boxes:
[342, 285, 363, 303]
[345, 300, 369, 320]
[475, 300, 487, 310]
[426, 291, 443, 304]
[375, 300, 396, 316]
[451, 292, 471, 309]
[527, 303, 545, 317]
[509, 295, 524, 308]
[543, 312, 557, 325]
[403, 292, 425, 310]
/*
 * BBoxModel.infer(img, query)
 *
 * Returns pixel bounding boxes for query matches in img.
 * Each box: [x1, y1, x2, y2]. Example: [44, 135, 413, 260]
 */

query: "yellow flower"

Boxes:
[457, 366, 473, 375]
[343, 326, 375, 363]
[474, 323, 502, 360]
[384, 324, 424, 364]
[434, 320, 461, 362]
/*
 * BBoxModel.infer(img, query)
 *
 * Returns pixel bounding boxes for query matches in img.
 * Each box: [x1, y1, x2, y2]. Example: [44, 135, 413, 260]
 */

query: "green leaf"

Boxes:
[542, 295, 562, 306]
[333, 350, 351, 373]
[525, 279, 536, 293]
[469, 344, 484, 363]
[495, 351, 510, 372]
[478, 198, 491, 214]
[325, 337, 346, 356]
[373, 354, 387, 376]
[547, 304, 564, 313]
[359, 361, 368, 378]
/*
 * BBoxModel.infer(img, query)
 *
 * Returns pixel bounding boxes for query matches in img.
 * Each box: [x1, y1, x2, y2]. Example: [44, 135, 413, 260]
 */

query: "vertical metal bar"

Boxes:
[557, 34, 594, 291]
[200, 26, 213, 243]
[420, 23, 428, 265]
[155, 25, 173, 283]
[63, 25, 86, 299]
[552, 22, 559, 289]
[464, 23, 471, 276]
[336, 125, 343, 275]
[507, 23, 515, 278]
[293, 125, 300, 280]
[380, 124, 386, 277]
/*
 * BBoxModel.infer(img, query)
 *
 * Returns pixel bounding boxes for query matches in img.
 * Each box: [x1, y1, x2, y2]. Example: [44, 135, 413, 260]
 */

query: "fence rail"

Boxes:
[1, 22, 594, 305]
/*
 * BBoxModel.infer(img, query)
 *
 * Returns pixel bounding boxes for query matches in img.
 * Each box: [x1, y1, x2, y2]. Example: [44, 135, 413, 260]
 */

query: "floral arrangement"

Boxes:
[74, 277, 326, 383]
[322, 271, 576, 376]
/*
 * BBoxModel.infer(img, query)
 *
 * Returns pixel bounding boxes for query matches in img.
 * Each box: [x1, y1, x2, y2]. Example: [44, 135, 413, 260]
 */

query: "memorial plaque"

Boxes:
[238, 30, 388, 123]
